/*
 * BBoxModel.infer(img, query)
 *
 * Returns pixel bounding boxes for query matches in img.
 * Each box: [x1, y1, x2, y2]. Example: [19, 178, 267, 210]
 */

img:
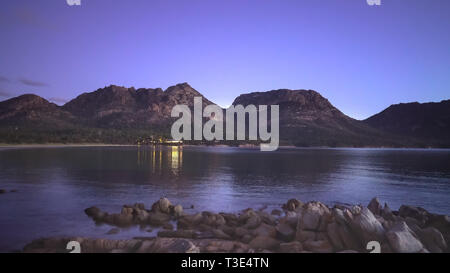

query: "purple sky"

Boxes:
[0, 0, 449, 119]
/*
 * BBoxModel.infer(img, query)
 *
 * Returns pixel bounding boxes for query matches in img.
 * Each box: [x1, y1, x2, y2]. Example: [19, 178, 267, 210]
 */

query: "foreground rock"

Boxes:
[23, 197, 450, 253]
[84, 198, 183, 227]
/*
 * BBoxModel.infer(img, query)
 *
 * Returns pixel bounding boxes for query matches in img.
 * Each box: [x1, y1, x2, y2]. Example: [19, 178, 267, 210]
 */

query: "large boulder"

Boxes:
[177, 213, 203, 229]
[276, 222, 295, 242]
[121, 206, 134, 215]
[297, 202, 331, 231]
[238, 209, 258, 223]
[249, 236, 280, 250]
[327, 222, 344, 251]
[279, 241, 303, 253]
[381, 203, 394, 221]
[140, 238, 199, 253]
[148, 212, 171, 226]
[283, 199, 303, 211]
[135, 209, 150, 222]
[398, 205, 430, 225]
[151, 198, 172, 214]
[427, 214, 450, 248]
[173, 205, 183, 218]
[243, 215, 262, 229]
[303, 240, 333, 253]
[252, 223, 277, 238]
[256, 211, 277, 226]
[349, 207, 385, 243]
[112, 213, 134, 227]
[416, 227, 447, 253]
[367, 197, 382, 216]
[212, 229, 232, 240]
[157, 229, 197, 239]
[295, 229, 316, 242]
[84, 206, 105, 220]
[336, 223, 360, 250]
[332, 207, 351, 226]
[234, 227, 250, 238]
[386, 221, 424, 253]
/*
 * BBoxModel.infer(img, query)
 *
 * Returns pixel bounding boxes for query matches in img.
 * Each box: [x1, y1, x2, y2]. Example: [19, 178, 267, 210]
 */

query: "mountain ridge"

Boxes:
[0, 83, 448, 147]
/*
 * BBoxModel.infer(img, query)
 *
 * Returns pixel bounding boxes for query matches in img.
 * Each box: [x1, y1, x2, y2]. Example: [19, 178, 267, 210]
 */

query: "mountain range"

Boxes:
[0, 83, 448, 147]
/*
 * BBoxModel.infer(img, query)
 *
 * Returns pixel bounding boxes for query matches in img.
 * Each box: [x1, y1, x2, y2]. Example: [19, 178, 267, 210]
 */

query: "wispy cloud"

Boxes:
[0, 76, 10, 83]
[19, 78, 49, 87]
[48, 97, 68, 104]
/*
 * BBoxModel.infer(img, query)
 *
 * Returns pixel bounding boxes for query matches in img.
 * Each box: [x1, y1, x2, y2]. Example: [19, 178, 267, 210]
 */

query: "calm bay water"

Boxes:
[0, 146, 449, 252]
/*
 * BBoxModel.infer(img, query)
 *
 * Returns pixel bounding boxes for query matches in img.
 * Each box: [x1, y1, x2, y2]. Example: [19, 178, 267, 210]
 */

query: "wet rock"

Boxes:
[283, 199, 303, 211]
[171, 204, 183, 218]
[134, 203, 145, 210]
[152, 198, 172, 214]
[279, 241, 303, 253]
[285, 211, 297, 218]
[271, 209, 282, 216]
[256, 211, 277, 226]
[212, 229, 232, 240]
[106, 228, 120, 235]
[381, 203, 394, 221]
[112, 213, 134, 227]
[135, 209, 150, 222]
[241, 234, 253, 244]
[416, 227, 447, 253]
[177, 213, 203, 229]
[234, 227, 249, 238]
[427, 215, 450, 246]
[276, 222, 295, 242]
[157, 229, 197, 239]
[219, 224, 235, 237]
[337, 224, 360, 250]
[386, 221, 424, 253]
[121, 207, 134, 215]
[332, 207, 351, 226]
[205, 241, 236, 252]
[252, 223, 277, 238]
[143, 238, 199, 253]
[282, 214, 299, 229]
[214, 214, 226, 226]
[163, 222, 174, 230]
[398, 205, 429, 225]
[249, 236, 280, 250]
[303, 239, 333, 253]
[201, 211, 216, 226]
[220, 213, 238, 224]
[295, 229, 316, 242]
[84, 206, 105, 220]
[316, 232, 328, 241]
[148, 212, 171, 226]
[215, 241, 235, 252]
[327, 222, 344, 251]
[368, 197, 382, 216]
[238, 209, 258, 224]
[243, 215, 261, 229]
[349, 207, 385, 243]
[405, 216, 422, 228]
[298, 201, 331, 231]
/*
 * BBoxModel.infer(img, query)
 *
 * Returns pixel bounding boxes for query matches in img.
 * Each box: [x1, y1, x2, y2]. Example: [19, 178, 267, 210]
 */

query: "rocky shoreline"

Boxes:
[23, 197, 449, 253]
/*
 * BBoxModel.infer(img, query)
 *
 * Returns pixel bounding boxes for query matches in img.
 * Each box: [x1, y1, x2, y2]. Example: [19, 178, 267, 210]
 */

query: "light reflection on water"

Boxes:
[0, 146, 449, 252]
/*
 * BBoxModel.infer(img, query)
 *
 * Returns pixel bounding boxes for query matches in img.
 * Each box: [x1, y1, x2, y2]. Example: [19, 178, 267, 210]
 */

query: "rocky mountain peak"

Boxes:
[233, 88, 342, 117]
